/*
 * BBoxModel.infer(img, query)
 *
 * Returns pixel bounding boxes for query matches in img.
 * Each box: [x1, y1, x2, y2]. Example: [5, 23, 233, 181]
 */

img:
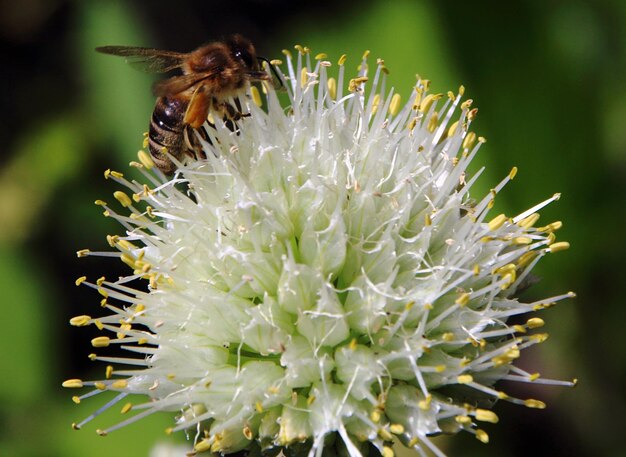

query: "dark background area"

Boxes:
[1, 0, 624, 456]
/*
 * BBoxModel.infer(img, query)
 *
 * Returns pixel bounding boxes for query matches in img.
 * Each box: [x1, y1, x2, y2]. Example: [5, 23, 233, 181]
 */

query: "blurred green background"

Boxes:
[1, 0, 624, 456]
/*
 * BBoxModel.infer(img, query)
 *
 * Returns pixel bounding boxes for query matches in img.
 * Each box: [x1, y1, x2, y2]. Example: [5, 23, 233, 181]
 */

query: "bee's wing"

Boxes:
[152, 72, 216, 96]
[95, 46, 187, 73]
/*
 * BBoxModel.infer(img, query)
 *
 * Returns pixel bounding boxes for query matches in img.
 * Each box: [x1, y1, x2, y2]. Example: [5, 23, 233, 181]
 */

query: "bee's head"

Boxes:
[227, 34, 258, 71]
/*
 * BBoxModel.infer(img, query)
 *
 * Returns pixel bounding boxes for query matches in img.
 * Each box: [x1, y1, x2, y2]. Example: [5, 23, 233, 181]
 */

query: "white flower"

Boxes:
[64, 46, 575, 456]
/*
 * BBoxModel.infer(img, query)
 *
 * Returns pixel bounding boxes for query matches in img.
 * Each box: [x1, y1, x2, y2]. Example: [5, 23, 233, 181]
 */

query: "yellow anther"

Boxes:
[138, 337, 148, 345]
[455, 415, 472, 425]
[389, 93, 402, 116]
[475, 409, 499, 423]
[457, 374, 473, 384]
[113, 191, 132, 208]
[473, 264, 480, 276]
[546, 232, 556, 245]
[525, 372, 540, 381]
[407, 117, 417, 131]
[88, 353, 97, 361]
[458, 85, 465, 96]
[250, 86, 262, 107]
[270, 59, 282, 66]
[348, 76, 368, 92]
[447, 90, 455, 100]
[62, 379, 84, 388]
[194, 439, 212, 452]
[96, 429, 108, 436]
[378, 428, 393, 441]
[442, 332, 454, 342]
[424, 214, 432, 226]
[518, 251, 537, 268]
[427, 112, 439, 133]
[488, 213, 507, 231]
[435, 364, 446, 373]
[105, 365, 113, 379]
[509, 166, 518, 179]
[371, 409, 381, 423]
[294, 44, 307, 54]
[91, 336, 110, 348]
[539, 221, 563, 232]
[299, 68, 309, 88]
[121, 402, 133, 414]
[461, 99, 473, 110]
[136, 150, 153, 170]
[447, 120, 459, 137]
[389, 423, 404, 434]
[111, 379, 128, 389]
[338, 54, 347, 65]
[418, 93, 442, 113]
[455, 292, 471, 307]
[116, 239, 135, 251]
[94, 382, 106, 390]
[349, 338, 358, 350]
[524, 398, 546, 409]
[526, 317, 544, 328]
[327, 77, 337, 100]
[381, 446, 394, 457]
[371, 93, 381, 114]
[91, 320, 102, 332]
[315, 52, 327, 60]
[531, 333, 549, 343]
[94, 199, 107, 206]
[281, 49, 292, 58]
[97, 288, 108, 299]
[467, 108, 479, 121]
[72, 396, 81, 404]
[418, 394, 432, 410]
[494, 263, 516, 277]
[511, 236, 532, 245]
[475, 429, 489, 444]
[121, 253, 137, 269]
[513, 325, 526, 334]
[518, 213, 540, 228]
[307, 395, 316, 405]
[76, 249, 90, 258]
[549, 241, 570, 253]
[462, 131, 477, 150]
[478, 136, 487, 143]
[111, 171, 123, 179]
[96, 276, 106, 286]
[69, 315, 91, 327]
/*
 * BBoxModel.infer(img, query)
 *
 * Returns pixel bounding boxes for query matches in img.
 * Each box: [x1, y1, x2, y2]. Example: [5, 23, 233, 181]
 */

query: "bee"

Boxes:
[96, 35, 270, 174]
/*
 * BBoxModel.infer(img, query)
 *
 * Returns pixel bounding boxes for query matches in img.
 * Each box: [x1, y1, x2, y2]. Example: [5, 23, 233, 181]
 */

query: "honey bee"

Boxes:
[96, 35, 270, 174]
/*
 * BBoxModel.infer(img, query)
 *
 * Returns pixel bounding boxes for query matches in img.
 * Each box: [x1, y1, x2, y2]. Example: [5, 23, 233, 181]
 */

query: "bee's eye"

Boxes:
[233, 48, 254, 68]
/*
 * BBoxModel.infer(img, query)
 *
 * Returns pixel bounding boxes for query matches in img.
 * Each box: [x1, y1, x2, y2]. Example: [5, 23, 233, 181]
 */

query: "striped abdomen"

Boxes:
[148, 96, 188, 174]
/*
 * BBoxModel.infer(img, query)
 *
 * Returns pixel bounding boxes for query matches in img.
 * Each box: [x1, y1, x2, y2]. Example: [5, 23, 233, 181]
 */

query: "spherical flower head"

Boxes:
[65, 46, 574, 456]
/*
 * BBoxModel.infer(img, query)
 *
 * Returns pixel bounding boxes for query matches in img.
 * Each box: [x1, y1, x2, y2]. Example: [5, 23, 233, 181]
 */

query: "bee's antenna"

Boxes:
[258, 57, 284, 90]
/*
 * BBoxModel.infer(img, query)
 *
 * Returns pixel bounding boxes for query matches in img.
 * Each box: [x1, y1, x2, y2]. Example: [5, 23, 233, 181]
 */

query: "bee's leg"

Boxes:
[183, 125, 208, 161]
